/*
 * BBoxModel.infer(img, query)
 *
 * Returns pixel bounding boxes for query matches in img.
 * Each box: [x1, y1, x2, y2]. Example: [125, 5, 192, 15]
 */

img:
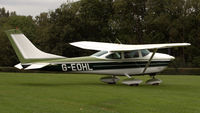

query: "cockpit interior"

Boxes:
[92, 49, 150, 59]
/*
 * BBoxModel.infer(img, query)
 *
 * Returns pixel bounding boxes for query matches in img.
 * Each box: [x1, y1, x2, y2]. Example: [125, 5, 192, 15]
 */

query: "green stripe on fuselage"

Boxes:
[40, 61, 170, 72]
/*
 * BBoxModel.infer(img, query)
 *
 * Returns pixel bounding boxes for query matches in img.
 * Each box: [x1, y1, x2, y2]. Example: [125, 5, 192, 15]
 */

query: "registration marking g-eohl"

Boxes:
[61, 63, 93, 71]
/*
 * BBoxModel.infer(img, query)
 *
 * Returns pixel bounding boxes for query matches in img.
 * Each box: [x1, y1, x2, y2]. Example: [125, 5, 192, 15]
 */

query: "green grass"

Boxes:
[0, 72, 200, 113]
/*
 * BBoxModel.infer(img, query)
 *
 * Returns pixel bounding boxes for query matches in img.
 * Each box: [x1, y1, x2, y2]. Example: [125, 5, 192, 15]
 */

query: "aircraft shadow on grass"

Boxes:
[15, 82, 194, 90]
[18, 82, 109, 87]
[12, 82, 199, 93]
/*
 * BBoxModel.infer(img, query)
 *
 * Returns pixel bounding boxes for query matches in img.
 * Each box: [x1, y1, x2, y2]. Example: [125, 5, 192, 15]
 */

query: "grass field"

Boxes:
[0, 72, 200, 113]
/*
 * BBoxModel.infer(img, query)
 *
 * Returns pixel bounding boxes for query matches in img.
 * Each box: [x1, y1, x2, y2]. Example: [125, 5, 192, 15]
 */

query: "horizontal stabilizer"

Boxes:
[14, 63, 23, 69]
[70, 41, 191, 51]
[24, 63, 49, 70]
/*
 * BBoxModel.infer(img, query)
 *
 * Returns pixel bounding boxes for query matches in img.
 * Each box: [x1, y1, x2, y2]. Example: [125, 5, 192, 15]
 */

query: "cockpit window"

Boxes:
[141, 49, 150, 57]
[106, 52, 121, 59]
[92, 51, 108, 57]
[124, 50, 139, 58]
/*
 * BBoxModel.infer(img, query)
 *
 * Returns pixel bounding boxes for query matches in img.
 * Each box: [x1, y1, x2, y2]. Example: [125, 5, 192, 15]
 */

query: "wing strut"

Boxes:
[143, 49, 158, 74]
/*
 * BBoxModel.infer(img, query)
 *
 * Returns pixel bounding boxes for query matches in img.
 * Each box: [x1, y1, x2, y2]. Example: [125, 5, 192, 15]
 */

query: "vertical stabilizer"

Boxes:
[5, 29, 65, 63]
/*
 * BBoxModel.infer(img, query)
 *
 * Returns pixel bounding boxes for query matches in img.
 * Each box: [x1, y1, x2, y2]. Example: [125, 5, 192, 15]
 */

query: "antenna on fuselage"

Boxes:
[115, 38, 122, 44]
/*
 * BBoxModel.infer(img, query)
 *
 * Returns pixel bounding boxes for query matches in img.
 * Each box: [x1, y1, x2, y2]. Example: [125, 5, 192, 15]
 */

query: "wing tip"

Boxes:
[186, 43, 191, 46]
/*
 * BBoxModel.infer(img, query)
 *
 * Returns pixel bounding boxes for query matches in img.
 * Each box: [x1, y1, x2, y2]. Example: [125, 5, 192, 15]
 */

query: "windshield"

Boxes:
[141, 49, 150, 57]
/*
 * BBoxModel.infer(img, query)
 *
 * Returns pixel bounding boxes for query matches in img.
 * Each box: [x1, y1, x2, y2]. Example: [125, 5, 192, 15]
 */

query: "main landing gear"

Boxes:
[100, 76, 120, 84]
[121, 78, 143, 86]
[100, 74, 162, 86]
[100, 74, 143, 86]
[121, 74, 142, 86]
[145, 74, 162, 85]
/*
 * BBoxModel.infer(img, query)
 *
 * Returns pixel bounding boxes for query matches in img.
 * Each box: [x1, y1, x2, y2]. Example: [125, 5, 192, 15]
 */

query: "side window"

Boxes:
[106, 52, 121, 59]
[124, 51, 139, 58]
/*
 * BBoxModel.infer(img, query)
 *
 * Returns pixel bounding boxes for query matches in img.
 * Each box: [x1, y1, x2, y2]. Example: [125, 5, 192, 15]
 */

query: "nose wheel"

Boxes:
[146, 74, 162, 85]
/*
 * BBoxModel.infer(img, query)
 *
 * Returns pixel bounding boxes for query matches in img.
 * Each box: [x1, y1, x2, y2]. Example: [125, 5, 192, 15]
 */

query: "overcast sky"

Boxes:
[0, 0, 77, 17]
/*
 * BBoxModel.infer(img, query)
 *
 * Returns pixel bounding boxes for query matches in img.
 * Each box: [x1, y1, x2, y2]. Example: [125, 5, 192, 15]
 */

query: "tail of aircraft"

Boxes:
[5, 29, 65, 69]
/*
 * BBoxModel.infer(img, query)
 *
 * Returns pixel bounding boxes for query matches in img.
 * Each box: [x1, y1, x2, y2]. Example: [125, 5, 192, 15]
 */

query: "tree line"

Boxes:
[0, 0, 200, 67]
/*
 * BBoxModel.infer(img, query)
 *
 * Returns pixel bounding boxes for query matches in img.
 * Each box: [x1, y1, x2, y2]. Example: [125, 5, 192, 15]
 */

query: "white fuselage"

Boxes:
[58, 51, 175, 76]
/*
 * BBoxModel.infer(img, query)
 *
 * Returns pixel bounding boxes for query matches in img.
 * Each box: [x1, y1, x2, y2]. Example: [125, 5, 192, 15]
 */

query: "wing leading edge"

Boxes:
[70, 41, 191, 51]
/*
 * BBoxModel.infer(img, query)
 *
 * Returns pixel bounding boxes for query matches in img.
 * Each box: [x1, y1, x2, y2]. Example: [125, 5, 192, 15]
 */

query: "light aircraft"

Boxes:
[5, 29, 190, 86]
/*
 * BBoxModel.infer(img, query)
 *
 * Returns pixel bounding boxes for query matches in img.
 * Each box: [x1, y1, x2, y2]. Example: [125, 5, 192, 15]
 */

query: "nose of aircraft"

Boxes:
[168, 55, 175, 60]
[153, 53, 175, 61]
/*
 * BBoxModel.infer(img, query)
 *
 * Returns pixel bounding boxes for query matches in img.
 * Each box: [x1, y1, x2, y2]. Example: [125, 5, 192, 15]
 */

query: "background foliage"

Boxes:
[0, 0, 199, 67]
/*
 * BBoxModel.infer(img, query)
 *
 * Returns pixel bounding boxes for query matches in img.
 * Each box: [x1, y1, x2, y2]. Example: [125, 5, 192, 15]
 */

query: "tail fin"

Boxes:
[5, 29, 65, 64]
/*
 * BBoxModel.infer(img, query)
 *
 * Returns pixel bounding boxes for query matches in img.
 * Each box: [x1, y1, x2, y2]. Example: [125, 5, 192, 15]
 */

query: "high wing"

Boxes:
[70, 41, 191, 51]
